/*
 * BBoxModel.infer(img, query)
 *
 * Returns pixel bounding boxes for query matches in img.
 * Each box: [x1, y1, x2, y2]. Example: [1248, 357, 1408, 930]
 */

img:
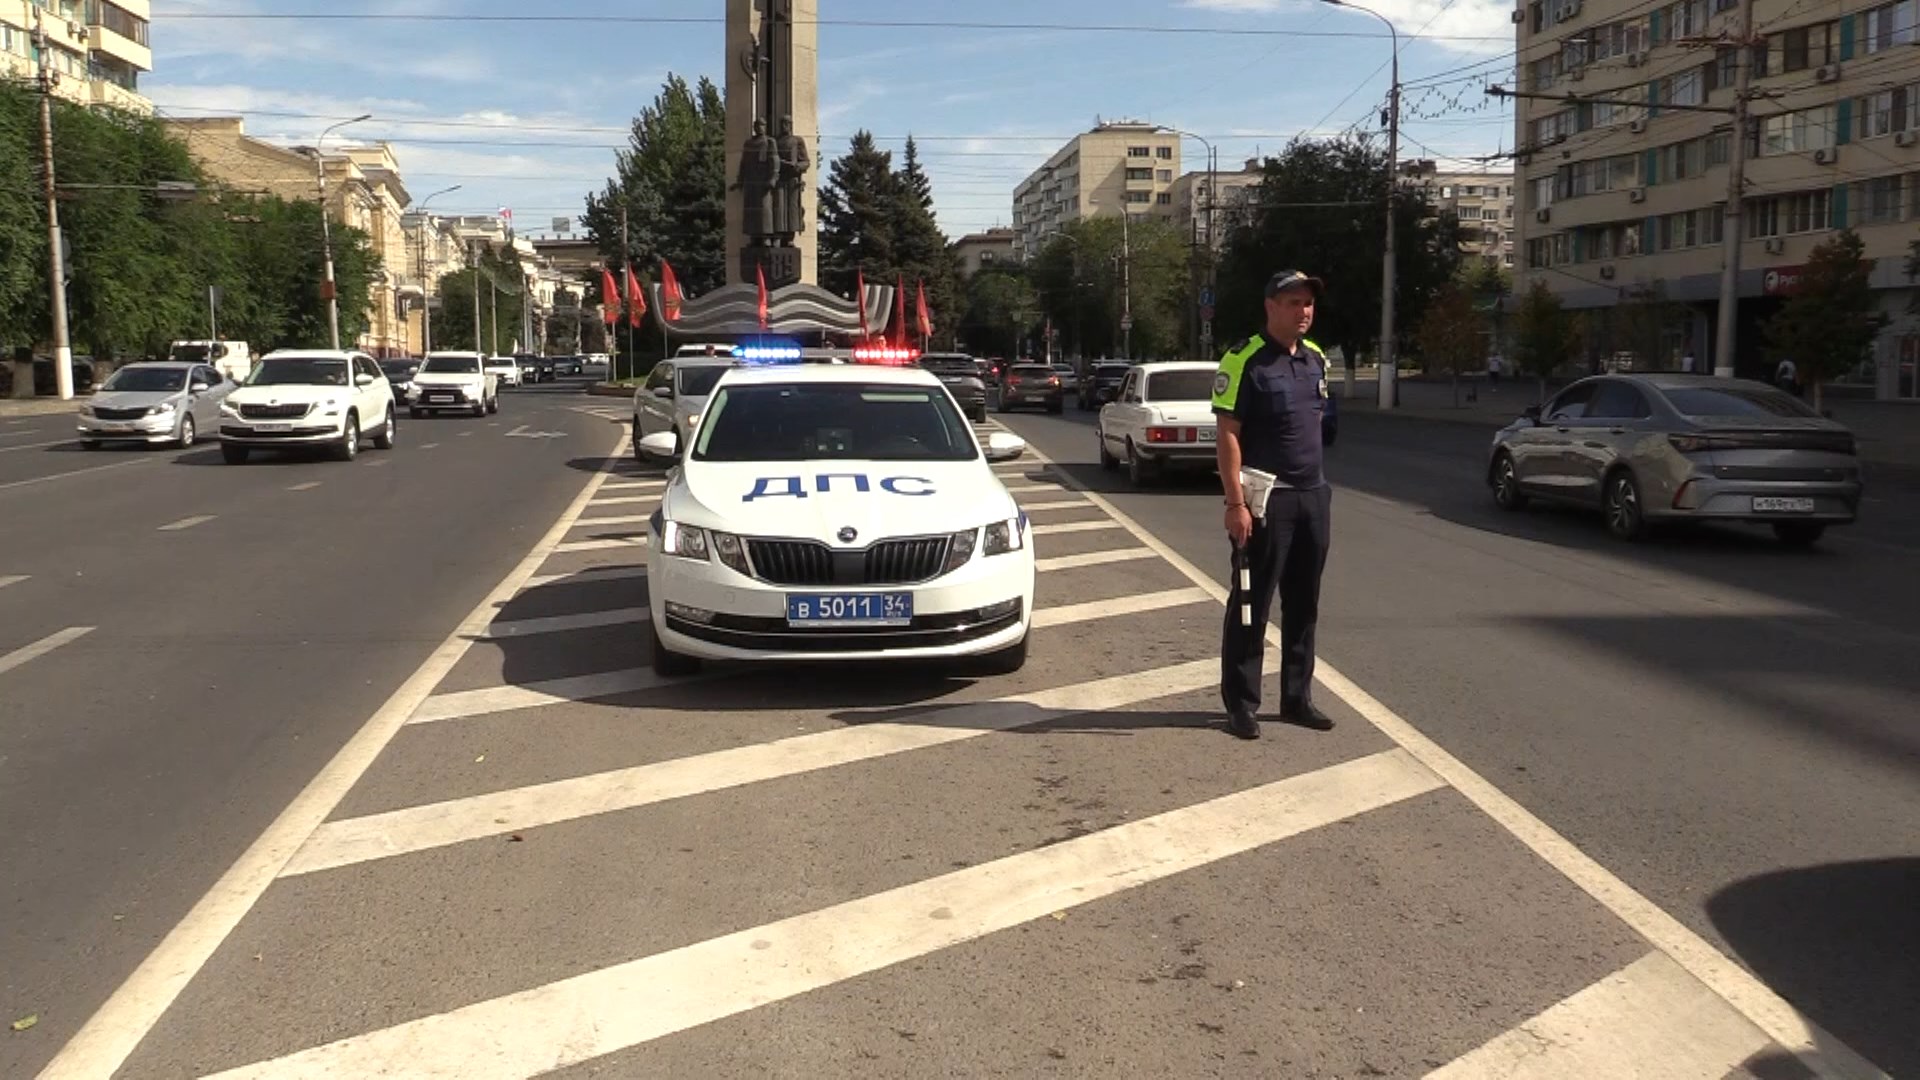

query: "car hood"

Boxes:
[671, 459, 1017, 540]
[413, 372, 484, 387]
[90, 389, 184, 409]
[1141, 402, 1217, 425]
[226, 385, 353, 407]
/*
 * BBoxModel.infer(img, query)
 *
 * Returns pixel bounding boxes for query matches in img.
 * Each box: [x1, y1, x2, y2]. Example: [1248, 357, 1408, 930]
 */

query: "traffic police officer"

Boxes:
[1212, 269, 1335, 740]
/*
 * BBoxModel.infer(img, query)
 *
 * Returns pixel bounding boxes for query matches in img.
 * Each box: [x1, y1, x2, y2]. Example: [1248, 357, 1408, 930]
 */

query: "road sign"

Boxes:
[1120, 315, 1133, 331]
[1199, 286, 1215, 307]
[1200, 304, 1214, 321]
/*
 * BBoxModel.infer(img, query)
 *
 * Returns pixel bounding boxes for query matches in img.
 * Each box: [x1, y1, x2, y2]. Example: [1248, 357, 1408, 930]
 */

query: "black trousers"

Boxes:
[1222, 485, 1332, 716]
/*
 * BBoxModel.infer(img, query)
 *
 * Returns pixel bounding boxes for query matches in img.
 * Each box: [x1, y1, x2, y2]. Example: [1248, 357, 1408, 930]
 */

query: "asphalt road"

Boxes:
[4, 381, 1912, 1079]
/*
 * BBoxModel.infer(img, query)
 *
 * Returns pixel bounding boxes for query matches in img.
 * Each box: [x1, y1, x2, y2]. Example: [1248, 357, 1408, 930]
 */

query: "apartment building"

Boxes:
[1513, 0, 1920, 396]
[1012, 121, 1181, 258]
[1, 0, 152, 113]
[1169, 159, 1265, 248]
[951, 228, 1018, 276]
[1404, 162, 1519, 267]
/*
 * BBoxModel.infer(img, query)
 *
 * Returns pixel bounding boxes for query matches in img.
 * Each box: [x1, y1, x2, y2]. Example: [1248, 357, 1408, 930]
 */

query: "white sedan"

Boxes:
[643, 360, 1036, 674]
[1096, 361, 1221, 486]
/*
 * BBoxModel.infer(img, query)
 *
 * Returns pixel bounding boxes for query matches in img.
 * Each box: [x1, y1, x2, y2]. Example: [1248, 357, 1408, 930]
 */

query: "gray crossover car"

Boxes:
[1487, 374, 1861, 546]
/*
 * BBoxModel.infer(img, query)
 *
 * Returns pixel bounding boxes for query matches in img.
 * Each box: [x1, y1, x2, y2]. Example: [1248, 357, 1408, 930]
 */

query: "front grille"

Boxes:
[92, 406, 148, 421]
[747, 540, 835, 586]
[239, 403, 311, 420]
[865, 538, 950, 584]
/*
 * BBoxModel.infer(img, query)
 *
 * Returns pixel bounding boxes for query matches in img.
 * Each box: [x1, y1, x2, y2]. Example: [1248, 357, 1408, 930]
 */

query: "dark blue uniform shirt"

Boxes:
[1210, 334, 1328, 491]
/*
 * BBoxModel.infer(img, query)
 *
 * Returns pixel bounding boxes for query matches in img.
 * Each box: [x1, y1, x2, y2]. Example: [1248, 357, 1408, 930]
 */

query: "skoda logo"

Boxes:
[837, 527, 858, 544]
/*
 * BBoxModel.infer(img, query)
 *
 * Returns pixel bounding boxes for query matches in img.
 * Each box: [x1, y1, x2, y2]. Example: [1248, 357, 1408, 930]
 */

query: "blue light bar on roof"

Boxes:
[733, 336, 804, 364]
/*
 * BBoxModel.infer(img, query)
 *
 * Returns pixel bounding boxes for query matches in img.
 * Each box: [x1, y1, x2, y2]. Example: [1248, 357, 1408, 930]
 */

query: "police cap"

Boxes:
[1264, 270, 1326, 298]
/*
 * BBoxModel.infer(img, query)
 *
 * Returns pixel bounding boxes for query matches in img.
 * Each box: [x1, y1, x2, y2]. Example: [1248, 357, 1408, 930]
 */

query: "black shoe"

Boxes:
[1279, 701, 1335, 731]
[1225, 710, 1261, 740]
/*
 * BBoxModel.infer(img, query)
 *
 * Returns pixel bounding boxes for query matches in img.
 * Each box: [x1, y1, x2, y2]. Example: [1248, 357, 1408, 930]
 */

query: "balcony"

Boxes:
[88, 77, 150, 114]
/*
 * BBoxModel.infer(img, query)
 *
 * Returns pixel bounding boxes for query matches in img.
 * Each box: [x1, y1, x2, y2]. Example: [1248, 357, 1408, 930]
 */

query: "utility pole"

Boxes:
[1324, 0, 1401, 407]
[618, 203, 631, 381]
[311, 114, 370, 352]
[470, 238, 483, 355]
[489, 277, 499, 356]
[31, 12, 74, 400]
[414, 185, 460, 356]
[1713, 0, 1755, 380]
[1121, 209, 1133, 361]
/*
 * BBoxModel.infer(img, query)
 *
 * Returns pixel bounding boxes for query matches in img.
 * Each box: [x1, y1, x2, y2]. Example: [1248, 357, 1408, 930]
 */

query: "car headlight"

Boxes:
[711, 530, 750, 575]
[220, 399, 243, 415]
[319, 398, 345, 416]
[146, 402, 175, 417]
[983, 515, 1026, 556]
[944, 528, 978, 573]
[78, 403, 94, 416]
[660, 520, 710, 561]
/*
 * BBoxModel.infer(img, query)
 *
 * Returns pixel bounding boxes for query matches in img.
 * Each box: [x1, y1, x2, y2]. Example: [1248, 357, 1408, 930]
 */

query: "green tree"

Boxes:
[1215, 135, 1462, 366]
[0, 86, 43, 351]
[1029, 215, 1190, 361]
[581, 74, 728, 298]
[1512, 278, 1583, 401]
[818, 132, 901, 296]
[958, 268, 1037, 358]
[1610, 280, 1684, 372]
[1762, 228, 1887, 411]
[431, 245, 526, 354]
[1414, 278, 1483, 406]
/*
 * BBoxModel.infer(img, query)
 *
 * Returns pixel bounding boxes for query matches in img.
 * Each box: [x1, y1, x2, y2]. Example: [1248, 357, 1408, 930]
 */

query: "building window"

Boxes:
[1566, 154, 1639, 197]
[1156, 146, 1173, 160]
[1777, 22, 1835, 73]
[1124, 191, 1151, 204]
[1705, 131, 1731, 166]
[1862, 0, 1918, 52]
[1591, 100, 1638, 128]
[86, 0, 149, 46]
[1852, 175, 1908, 224]
[1156, 192, 1172, 205]
[1579, 221, 1642, 260]
[1746, 190, 1831, 237]
[1156, 169, 1172, 182]
[1531, 174, 1556, 208]
[1757, 107, 1836, 156]
[1526, 233, 1570, 268]
[1127, 145, 1150, 157]
[1531, 110, 1575, 143]
[1855, 86, 1916, 138]
[1125, 167, 1153, 181]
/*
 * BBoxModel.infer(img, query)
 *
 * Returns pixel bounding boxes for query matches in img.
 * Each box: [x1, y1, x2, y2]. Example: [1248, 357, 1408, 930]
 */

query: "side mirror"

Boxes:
[355, 374, 375, 387]
[637, 431, 680, 459]
[1522, 404, 1543, 425]
[190, 382, 211, 394]
[652, 385, 674, 399]
[984, 431, 1026, 463]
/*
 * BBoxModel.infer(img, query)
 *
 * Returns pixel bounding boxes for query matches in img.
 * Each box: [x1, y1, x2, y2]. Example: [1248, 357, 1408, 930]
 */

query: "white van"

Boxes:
[169, 340, 253, 383]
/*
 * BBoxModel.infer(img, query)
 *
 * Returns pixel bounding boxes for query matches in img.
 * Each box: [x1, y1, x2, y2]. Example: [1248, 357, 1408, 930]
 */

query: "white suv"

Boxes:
[409, 351, 499, 417]
[485, 355, 522, 388]
[218, 350, 398, 464]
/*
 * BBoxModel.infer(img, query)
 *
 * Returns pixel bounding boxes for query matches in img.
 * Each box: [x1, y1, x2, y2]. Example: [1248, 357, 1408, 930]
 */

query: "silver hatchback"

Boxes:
[1487, 374, 1862, 546]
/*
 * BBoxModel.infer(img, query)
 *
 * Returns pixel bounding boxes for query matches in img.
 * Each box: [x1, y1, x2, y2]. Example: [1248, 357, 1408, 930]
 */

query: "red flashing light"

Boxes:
[853, 345, 921, 365]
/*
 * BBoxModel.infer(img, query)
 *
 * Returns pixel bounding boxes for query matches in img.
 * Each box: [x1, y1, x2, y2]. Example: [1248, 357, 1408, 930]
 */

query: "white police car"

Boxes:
[641, 350, 1036, 674]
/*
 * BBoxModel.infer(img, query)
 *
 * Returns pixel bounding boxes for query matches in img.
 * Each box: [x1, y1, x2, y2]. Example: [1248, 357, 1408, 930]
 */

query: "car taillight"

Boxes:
[1668, 434, 1716, 454]
[1146, 427, 1195, 444]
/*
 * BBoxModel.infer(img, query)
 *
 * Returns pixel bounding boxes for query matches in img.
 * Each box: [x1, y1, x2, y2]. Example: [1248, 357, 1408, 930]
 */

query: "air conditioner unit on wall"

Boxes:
[1628, 188, 1646, 202]
[1764, 238, 1785, 254]
[1894, 131, 1917, 147]
[1571, 68, 1586, 81]
[1626, 52, 1644, 67]
[1813, 147, 1836, 164]
[1536, 207, 1552, 222]
[1815, 64, 1841, 82]
[1629, 118, 1647, 133]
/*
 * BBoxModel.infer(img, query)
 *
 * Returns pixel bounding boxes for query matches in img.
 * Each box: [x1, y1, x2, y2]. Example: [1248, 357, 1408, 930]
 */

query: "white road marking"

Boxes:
[419, 442, 439, 450]
[0, 626, 93, 677]
[586, 495, 659, 507]
[600, 479, 667, 492]
[554, 536, 648, 554]
[286, 482, 322, 492]
[1032, 519, 1123, 536]
[457, 431, 474, 437]
[283, 654, 1238, 876]
[1030, 447, 1888, 1079]
[1016, 499, 1090, 513]
[0, 456, 151, 492]
[1032, 587, 1212, 628]
[157, 515, 215, 532]
[220, 750, 1440, 1079]
[1001, 483, 1064, 494]
[522, 566, 648, 590]
[0, 436, 78, 453]
[1427, 951, 1773, 1080]
[407, 666, 673, 726]
[573, 513, 652, 527]
[0, 428, 43, 440]
[476, 606, 650, 640]
[0, 574, 27, 590]
[1034, 548, 1157, 573]
[33, 433, 633, 1080]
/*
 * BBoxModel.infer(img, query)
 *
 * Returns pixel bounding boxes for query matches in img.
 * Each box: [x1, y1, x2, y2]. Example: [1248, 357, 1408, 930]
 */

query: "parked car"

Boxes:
[997, 363, 1064, 414]
[1076, 361, 1131, 411]
[919, 352, 988, 423]
[555, 355, 584, 376]
[76, 361, 232, 449]
[633, 357, 732, 459]
[1487, 374, 1861, 546]
[33, 354, 96, 395]
[218, 350, 398, 464]
[1096, 362, 1219, 485]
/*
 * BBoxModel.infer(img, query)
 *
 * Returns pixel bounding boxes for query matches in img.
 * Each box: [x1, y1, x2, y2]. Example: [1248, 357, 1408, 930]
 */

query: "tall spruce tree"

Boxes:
[818, 131, 901, 297]
[582, 75, 728, 297]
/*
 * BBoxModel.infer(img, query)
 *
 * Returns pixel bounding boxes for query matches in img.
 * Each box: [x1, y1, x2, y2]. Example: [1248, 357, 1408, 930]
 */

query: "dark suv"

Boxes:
[1077, 361, 1130, 411]
[919, 353, 988, 422]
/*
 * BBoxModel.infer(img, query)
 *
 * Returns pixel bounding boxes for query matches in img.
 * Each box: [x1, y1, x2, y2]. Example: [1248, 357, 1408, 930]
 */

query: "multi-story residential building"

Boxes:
[951, 228, 1018, 276]
[2, 0, 152, 113]
[1169, 160, 1265, 248]
[1404, 162, 1518, 267]
[1012, 121, 1181, 258]
[1513, 0, 1920, 396]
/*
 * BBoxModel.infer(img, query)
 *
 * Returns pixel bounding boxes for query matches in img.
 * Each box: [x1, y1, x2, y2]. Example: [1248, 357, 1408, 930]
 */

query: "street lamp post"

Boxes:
[1160, 127, 1218, 359]
[29, 12, 76, 400]
[413, 184, 460, 356]
[310, 114, 372, 351]
[1323, 0, 1401, 408]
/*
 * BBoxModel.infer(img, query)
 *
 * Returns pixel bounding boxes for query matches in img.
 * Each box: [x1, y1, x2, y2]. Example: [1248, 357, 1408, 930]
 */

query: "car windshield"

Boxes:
[380, 362, 416, 378]
[246, 357, 349, 386]
[694, 382, 978, 462]
[1144, 370, 1215, 402]
[1094, 364, 1129, 378]
[422, 356, 480, 373]
[102, 367, 187, 392]
[168, 345, 212, 364]
[678, 365, 728, 397]
[1664, 386, 1819, 419]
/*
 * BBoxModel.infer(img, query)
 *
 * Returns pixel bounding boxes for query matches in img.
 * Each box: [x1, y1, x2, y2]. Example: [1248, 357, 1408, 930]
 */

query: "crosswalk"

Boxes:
[47, 428, 1879, 1080]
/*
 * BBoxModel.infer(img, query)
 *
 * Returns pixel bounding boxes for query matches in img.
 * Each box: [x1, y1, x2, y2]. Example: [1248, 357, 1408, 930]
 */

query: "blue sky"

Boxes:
[148, 0, 1520, 239]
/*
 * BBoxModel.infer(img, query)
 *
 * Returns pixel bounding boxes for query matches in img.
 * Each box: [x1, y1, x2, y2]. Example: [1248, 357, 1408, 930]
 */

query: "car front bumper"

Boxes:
[410, 387, 480, 410]
[77, 416, 178, 442]
[648, 535, 1035, 661]
[219, 420, 344, 445]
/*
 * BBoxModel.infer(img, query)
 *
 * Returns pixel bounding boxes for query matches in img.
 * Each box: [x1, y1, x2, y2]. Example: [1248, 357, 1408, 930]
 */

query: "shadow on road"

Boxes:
[1711, 858, 1919, 1078]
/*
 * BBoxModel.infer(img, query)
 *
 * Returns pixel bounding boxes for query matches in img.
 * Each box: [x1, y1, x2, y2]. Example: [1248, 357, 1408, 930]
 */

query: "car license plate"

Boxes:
[787, 592, 913, 627]
[431, 394, 455, 403]
[1753, 496, 1815, 513]
[249, 422, 293, 432]
[1199, 428, 1216, 442]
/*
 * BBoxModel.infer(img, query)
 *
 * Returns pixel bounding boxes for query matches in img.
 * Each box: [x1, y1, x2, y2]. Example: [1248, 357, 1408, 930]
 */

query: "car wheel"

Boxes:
[650, 628, 701, 677]
[175, 415, 196, 449]
[373, 405, 397, 449]
[1126, 439, 1152, 487]
[335, 414, 360, 462]
[1491, 451, 1529, 511]
[487, 394, 499, 415]
[1772, 521, 1826, 548]
[220, 443, 249, 465]
[997, 395, 1010, 415]
[471, 398, 486, 417]
[977, 632, 1029, 675]
[1603, 470, 1646, 540]
[969, 406, 987, 424]
[1097, 427, 1119, 471]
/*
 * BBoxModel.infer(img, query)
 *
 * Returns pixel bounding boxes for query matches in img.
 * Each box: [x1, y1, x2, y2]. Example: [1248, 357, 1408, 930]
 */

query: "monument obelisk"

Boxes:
[725, 0, 819, 288]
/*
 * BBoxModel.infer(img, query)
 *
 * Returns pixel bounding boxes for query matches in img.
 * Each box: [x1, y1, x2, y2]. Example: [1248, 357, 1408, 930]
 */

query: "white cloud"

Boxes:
[1179, 0, 1514, 56]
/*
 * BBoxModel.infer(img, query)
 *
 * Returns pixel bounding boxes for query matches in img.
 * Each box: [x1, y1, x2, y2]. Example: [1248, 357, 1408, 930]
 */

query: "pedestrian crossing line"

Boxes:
[573, 513, 652, 528]
[157, 514, 216, 532]
[229, 750, 1440, 1079]
[286, 482, 322, 492]
[0, 626, 93, 677]
[587, 495, 660, 508]
[1032, 519, 1124, 536]
[1016, 499, 1091, 513]
[554, 536, 648, 555]
[1034, 548, 1157, 573]
[1032, 587, 1212, 629]
[601, 479, 668, 492]
[282, 653, 1242, 877]
[1426, 952, 1772, 1080]
[1002, 483, 1065, 494]
[0, 574, 27, 590]
[522, 565, 648, 590]
[476, 606, 650, 640]
[407, 666, 679, 726]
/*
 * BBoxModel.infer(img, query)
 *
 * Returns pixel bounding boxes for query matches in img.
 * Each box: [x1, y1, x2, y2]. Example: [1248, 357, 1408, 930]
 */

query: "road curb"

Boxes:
[587, 384, 633, 399]
[0, 398, 83, 417]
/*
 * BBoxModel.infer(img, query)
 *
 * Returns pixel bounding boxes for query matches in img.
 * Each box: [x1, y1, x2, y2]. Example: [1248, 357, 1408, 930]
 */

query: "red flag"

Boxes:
[915, 280, 933, 340]
[893, 275, 908, 348]
[624, 265, 646, 327]
[756, 262, 770, 329]
[659, 259, 683, 322]
[600, 266, 620, 326]
[856, 269, 869, 339]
